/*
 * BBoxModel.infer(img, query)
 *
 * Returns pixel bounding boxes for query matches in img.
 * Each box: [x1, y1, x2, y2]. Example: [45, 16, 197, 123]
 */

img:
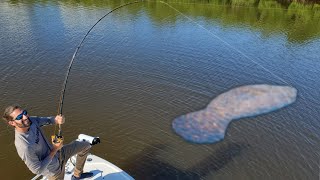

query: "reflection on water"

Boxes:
[7, 0, 320, 43]
[0, 0, 319, 179]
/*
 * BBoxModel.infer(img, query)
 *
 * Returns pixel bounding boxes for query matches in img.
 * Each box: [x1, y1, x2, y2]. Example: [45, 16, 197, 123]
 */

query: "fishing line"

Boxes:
[54, 0, 302, 137]
[160, 1, 311, 140]
[162, 1, 313, 108]
[159, 1, 292, 86]
[54, 0, 144, 137]
[157, 1, 314, 12]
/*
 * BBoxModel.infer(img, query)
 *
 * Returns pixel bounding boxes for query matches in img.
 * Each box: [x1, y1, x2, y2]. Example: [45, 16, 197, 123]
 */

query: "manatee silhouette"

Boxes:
[172, 84, 297, 144]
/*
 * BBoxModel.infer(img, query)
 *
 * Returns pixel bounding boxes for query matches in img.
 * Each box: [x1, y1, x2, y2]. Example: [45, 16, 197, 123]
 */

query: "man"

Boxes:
[3, 105, 94, 180]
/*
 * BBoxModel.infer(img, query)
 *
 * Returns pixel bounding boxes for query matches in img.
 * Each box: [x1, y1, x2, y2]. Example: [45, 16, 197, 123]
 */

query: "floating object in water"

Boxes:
[172, 84, 297, 144]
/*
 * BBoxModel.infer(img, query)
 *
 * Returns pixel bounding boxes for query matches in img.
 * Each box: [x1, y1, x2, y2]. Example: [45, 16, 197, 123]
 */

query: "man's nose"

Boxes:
[22, 115, 28, 120]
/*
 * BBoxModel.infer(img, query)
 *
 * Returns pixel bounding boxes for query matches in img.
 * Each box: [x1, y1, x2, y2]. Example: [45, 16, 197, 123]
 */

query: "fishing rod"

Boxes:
[52, 0, 296, 143]
[52, 0, 144, 143]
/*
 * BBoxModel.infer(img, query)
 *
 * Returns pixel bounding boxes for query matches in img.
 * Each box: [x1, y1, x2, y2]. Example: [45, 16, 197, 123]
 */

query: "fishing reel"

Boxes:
[51, 134, 63, 144]
[77, 134, 100, 145]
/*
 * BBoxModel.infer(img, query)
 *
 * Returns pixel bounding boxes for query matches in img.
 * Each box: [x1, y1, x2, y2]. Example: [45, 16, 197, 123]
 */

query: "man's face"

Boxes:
[9, 108, 31, 128]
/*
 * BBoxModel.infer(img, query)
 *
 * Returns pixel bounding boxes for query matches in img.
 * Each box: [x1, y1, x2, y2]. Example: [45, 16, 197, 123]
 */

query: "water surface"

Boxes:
[0, 0, 319, 179]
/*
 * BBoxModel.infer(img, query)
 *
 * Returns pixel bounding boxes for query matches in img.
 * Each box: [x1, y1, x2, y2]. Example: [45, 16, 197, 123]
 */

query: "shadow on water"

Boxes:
[126, 142, 249, 180]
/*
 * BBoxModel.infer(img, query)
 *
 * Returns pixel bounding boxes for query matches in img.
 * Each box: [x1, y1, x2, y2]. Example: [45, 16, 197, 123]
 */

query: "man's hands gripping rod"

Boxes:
[51, 115, 65, 146]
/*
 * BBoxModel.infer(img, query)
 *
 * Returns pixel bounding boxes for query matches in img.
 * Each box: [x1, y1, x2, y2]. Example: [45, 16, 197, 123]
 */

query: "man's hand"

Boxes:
[55, 114, 65, 125]
[51, 136, 63, 151]
[49, 136, 63, 158]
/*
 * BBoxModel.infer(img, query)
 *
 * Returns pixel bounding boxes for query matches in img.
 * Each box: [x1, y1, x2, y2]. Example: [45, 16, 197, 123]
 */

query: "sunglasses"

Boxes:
[15, 110, 28, 120]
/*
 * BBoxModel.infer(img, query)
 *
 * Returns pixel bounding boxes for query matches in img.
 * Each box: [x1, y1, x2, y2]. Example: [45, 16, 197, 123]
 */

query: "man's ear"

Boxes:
[8, 121, 15, 127]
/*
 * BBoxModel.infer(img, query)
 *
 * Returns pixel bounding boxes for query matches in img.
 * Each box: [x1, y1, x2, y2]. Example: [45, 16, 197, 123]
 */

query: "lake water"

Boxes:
[0, 0, 319, 179]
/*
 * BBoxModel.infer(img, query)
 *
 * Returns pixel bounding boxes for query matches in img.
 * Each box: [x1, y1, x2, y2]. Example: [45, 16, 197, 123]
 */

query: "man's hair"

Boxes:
[3, 104, 21, 122]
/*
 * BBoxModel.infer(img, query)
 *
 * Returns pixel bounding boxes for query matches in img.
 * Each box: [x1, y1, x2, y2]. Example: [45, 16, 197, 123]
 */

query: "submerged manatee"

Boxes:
[172, 84, 297, 144]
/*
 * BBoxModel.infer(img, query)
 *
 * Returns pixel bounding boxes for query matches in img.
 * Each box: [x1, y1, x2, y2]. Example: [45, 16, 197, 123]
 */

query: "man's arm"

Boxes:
[23, 146, 60, 174]
[32, 115, 65, 127]
[23, 140, 63, 175]
[33, 116, 55, 127]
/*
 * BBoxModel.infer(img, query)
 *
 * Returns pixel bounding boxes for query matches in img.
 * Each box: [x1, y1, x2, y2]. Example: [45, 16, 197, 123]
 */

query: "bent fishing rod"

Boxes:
[52, 0, 292, 143]
[52, 0, 144, 143]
